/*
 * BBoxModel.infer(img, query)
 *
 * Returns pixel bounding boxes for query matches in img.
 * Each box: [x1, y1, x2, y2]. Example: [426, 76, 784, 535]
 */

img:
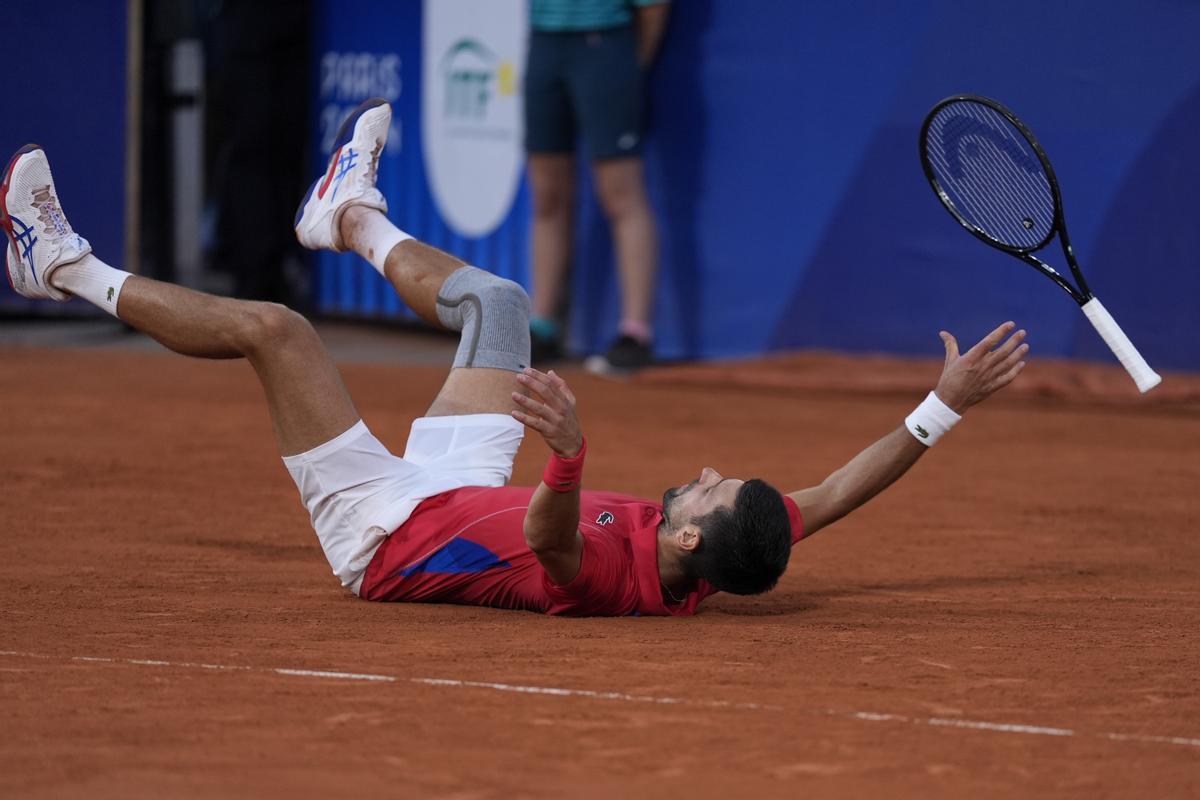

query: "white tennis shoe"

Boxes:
[1, 144, 91, 301]
[295, 98, 391, 253]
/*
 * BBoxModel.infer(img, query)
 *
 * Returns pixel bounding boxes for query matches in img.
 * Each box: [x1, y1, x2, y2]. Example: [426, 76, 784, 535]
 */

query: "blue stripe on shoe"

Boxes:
[9, 215, 38, 281]
[294, 100, 385, 227]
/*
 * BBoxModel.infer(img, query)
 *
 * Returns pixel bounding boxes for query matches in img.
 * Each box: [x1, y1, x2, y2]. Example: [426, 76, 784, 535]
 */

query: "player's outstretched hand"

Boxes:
[934, 321, 1029, 412]
[512, 368, 584, 457]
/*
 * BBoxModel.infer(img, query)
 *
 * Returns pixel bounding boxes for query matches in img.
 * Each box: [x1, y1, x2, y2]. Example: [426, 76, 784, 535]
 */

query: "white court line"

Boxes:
[2, 649, 1198, 751]
[274, 668, 395, 682]
[411, 677, 778, 711]
[848, 711, 1074, 737]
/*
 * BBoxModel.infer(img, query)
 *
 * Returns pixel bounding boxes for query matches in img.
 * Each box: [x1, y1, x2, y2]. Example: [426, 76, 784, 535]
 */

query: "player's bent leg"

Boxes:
[293, 101, 532, 418]
[3, 142, 361, 456]
[339, 207, 455, 325]
[293, 101, 531, 589]
[338, 213, 531, 417]
[116, 277, 361, 457]
[435, 267, 531, 373]
[118, 275, 408, 592]
[233, 301, 361, 457]
[404, 256, 531, 417]
[424, 264, 531, 417]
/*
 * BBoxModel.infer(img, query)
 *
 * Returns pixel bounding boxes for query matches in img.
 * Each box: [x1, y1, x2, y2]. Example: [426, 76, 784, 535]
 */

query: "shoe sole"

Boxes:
[0, 143, 44, 294]
[294, 98, 389, 229]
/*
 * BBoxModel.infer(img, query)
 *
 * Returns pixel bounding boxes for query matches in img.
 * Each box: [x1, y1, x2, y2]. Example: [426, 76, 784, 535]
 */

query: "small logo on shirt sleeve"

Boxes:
[596, 511, 615, 525]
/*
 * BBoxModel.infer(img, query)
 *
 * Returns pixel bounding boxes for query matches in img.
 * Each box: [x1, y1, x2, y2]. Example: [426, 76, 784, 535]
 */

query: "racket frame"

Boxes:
[919, 93, 1161, 393]
[919, 94, 1093, 306]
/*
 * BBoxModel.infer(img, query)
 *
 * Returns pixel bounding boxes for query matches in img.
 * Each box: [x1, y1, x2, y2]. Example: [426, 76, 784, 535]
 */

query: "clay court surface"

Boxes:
[2, 326, 1198, 798]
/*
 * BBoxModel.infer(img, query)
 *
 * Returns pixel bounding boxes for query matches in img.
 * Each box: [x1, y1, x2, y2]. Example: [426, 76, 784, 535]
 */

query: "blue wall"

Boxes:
[0, 0, 127, 313]
[309, 1, 1198, 371]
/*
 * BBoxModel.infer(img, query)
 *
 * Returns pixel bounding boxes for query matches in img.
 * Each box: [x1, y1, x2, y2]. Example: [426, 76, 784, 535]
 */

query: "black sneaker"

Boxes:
[585, 334, 654, 374]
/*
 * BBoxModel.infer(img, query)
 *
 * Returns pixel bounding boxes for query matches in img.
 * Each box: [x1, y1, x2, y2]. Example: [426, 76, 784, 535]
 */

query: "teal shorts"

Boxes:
[524, 26, 645, 160]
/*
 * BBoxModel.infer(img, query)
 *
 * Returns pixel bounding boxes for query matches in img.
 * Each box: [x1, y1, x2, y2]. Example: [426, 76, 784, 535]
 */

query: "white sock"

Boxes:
[346, 209, 413, 276]
[49, 253, 132, 318]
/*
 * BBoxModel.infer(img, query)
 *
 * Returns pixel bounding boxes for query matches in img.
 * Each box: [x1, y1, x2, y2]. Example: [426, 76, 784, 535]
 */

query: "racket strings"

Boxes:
[926, 105, 1048, 235]
[924, 101, 1056, 250]
[931, 113, 1052, 245]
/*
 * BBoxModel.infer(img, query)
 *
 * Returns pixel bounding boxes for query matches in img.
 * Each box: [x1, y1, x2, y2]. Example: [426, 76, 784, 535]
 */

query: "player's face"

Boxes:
[661, 467, 744, 528]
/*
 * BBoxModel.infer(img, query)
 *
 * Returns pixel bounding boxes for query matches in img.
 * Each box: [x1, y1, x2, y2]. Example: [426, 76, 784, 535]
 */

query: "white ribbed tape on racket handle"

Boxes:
[1080, 297, 1162, 393]
[905, 391, 961, 446]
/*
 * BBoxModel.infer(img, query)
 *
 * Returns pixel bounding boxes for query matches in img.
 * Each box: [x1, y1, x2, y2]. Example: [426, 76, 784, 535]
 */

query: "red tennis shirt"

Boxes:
[359, 486, 806, 616]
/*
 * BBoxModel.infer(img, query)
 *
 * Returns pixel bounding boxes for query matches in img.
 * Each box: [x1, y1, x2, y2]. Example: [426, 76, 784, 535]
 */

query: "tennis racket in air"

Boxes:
[919, 94, 1161, 393]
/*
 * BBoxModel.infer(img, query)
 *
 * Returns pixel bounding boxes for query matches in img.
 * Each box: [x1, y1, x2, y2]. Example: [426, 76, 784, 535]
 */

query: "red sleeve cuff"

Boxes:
[783, 496, 806, 544]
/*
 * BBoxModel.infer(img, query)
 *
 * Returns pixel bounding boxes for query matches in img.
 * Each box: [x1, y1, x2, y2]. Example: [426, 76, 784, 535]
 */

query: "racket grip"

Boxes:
[1080, 297, 1162, 393]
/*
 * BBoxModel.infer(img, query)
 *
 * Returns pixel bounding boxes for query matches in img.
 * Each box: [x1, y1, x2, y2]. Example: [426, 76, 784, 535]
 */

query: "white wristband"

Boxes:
[905, 391, 962, 446]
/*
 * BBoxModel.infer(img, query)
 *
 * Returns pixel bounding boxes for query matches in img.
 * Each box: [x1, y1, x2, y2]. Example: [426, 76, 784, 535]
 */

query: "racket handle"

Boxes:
[1080, 297, 1162, 393]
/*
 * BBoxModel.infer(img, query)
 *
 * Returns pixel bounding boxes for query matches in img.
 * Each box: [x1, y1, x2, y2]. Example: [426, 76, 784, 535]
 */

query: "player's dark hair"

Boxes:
[686, 479, 791, 595]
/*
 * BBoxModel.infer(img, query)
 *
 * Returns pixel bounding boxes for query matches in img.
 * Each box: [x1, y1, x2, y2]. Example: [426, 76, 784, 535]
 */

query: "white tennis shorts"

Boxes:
[282, 414, 524, 595]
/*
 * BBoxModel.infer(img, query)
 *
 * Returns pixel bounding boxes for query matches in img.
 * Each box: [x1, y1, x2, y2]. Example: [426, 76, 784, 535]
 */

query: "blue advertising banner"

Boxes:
[0, 0, 128, 313]
[311, 0, 1200, 370]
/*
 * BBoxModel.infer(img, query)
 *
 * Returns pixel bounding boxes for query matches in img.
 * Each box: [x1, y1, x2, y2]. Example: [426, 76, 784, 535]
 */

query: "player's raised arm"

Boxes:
[512, 368, 587, 585]
[788, 322, 1029, 539]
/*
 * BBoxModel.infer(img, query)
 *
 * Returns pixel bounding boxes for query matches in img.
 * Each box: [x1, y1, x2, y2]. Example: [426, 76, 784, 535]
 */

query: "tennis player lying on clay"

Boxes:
[2, 100, 1028, 616]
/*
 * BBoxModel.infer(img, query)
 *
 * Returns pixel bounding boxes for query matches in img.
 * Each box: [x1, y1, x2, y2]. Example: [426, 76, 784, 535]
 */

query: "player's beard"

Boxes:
[661, 480, 698, 528]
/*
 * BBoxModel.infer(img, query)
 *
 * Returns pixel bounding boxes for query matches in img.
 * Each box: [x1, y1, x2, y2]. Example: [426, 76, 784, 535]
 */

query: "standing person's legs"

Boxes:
[592, 157, 657, 345]
[527, 154, 575, 340]
[523, 30, 578, 361]
[567, 25, 658, 370]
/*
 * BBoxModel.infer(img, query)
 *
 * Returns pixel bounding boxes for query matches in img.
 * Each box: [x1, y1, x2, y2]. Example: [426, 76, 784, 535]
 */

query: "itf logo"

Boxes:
[441, 39, 516, 121]
[423, 0, 525, 237]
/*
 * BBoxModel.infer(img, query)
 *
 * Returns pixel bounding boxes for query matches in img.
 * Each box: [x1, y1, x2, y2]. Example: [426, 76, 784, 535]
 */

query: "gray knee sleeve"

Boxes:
[435, 266, 531, 372]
